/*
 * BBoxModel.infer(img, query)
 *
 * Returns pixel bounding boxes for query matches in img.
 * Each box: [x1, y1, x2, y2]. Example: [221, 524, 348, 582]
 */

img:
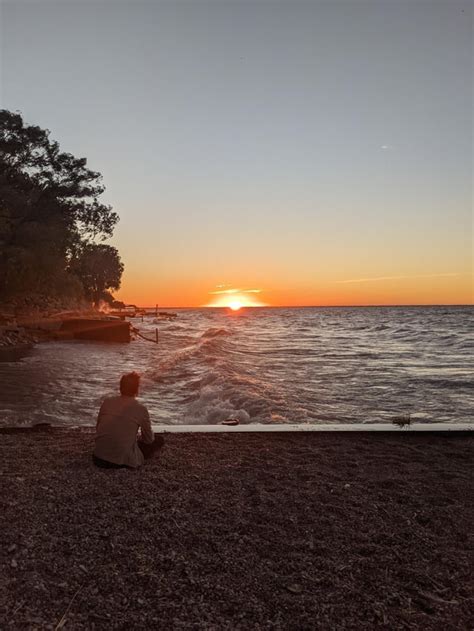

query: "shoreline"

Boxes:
[0, 310, 134, 350]
[1, 422, 472, 435]
[2, 422, 473, 434]
[2, 429, 472, 629]
[151, 422, 473, 433]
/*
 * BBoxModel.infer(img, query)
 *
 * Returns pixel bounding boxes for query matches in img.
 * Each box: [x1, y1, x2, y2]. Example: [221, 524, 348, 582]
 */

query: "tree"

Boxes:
[70, 243, 124, 307]
[0, 110, 120, 304]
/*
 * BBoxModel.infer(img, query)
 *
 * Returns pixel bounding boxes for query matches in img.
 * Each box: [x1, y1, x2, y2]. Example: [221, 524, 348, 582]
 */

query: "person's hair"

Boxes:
[120, 372, 140, 397]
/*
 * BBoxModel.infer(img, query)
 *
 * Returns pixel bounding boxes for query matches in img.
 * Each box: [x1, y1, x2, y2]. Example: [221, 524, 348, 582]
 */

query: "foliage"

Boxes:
[0, 110, 121, 306]
[70, 243, 124, 307]
[111, 299, 126, 309]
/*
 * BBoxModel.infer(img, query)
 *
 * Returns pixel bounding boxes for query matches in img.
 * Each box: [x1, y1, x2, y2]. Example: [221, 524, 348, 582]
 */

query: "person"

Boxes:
[93, 372, 163, 469]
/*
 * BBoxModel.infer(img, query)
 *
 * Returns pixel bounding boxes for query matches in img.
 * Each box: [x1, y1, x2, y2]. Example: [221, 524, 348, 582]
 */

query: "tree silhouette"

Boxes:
[70, 244, 124, 307]
[0, 110, 121, 305]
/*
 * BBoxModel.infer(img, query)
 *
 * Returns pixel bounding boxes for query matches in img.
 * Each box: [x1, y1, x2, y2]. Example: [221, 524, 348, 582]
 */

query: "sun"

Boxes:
[205, 287, 268, 309]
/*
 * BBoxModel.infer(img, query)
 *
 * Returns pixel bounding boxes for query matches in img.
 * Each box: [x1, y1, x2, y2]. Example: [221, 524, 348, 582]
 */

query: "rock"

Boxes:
[286, 583, 303, 594]
[11, 559, 18, 568]
[221, 419, 240, 426]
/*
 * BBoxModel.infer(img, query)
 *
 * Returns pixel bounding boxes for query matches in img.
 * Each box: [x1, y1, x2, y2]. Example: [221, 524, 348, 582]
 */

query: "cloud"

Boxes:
[209, 287, 262, 295]
[209, 288, 240, 295]
[335, 273, 459, 284]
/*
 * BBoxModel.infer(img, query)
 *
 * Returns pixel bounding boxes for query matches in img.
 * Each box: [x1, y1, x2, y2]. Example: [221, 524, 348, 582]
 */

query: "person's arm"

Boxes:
[139, 407, 154, 444]
[96, 401, 106, 429]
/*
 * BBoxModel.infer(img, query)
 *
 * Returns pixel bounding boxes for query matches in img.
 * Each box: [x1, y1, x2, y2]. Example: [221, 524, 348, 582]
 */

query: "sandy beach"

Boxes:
[1, 429, 472, 630]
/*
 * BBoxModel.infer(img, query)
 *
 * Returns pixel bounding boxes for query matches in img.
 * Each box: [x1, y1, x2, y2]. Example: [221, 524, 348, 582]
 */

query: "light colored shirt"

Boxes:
[94, 395, 153, 468]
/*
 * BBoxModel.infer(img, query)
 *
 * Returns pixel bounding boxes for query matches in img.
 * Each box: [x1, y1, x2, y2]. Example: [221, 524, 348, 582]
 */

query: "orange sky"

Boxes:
[116, 271, 473, 308]
[112, 183, 472, 308]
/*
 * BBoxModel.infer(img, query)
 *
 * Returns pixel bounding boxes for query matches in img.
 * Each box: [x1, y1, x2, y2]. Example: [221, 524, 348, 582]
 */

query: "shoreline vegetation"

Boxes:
[1, 428, 472, 629]
[0, 110, 125, 327]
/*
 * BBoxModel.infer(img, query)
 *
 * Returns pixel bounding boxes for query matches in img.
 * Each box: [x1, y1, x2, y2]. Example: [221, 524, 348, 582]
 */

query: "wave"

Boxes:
[146, 344, 201, 381]
[3, 306, 471, 429]
[176, 357, 303, 425]
[183, 384, 252, 425]
[417, 377, 474, 390]
[200, 327, 231, 339]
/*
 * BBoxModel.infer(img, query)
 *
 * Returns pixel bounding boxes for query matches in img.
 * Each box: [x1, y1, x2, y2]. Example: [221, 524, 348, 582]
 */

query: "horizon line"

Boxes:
[128, 303, 473, 310]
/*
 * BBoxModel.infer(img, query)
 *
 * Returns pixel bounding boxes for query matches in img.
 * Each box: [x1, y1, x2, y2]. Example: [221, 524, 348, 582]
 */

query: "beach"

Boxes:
[1, 429, 472, 630]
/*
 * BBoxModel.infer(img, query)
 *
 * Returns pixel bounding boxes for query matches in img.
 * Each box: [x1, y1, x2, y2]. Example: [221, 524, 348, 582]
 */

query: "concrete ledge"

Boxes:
[60, 318, 131, 342]
[152, 423, 473, 433]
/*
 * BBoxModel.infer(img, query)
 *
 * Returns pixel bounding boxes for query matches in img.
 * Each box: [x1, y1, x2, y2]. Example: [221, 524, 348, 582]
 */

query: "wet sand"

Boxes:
[1, 429, 472, 630]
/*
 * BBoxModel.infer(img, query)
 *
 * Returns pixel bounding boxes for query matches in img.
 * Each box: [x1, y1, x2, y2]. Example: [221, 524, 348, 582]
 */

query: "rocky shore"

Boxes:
[1, 429, 472, 629]
[0, 308, 77, 350]
[0, 325, 40, 349]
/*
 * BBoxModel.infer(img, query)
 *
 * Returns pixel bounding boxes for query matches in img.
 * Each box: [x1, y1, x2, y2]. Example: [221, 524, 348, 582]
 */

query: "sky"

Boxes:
[1, 0, 472, 307]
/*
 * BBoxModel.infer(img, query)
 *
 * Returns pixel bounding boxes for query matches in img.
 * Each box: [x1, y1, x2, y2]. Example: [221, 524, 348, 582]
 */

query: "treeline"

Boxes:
[0, 110, 124, 310]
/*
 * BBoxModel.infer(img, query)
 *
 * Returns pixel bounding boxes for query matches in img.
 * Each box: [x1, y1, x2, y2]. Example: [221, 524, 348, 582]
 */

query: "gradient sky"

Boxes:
[1, 0, 472, 306]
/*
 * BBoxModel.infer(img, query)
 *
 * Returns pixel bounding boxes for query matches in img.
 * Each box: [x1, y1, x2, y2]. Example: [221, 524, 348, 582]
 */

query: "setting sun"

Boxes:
[205, 287, 268, 309]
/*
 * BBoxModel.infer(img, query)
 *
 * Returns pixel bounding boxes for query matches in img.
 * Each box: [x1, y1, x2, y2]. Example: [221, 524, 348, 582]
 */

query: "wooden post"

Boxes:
[155, 328, 159, 344]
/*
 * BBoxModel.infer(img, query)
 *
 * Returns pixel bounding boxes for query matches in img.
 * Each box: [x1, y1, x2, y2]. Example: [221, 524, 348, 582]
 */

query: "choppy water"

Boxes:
[0, 306, 473, 427]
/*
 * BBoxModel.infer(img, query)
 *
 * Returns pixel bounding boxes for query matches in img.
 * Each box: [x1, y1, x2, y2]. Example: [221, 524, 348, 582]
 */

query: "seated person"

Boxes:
[93, 372, 162, 469]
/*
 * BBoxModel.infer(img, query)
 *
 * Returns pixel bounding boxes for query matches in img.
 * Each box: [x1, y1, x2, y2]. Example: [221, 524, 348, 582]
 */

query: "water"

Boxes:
[0, 306, 473, 427]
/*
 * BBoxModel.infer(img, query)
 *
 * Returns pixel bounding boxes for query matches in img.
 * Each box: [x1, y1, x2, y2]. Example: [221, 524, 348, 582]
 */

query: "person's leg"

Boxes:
[138, 434, 165, 459]
[92, 454, 129, 469]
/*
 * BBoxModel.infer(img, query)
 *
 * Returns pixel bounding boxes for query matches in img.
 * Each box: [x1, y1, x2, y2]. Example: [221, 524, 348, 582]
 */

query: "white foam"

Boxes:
[183, 384, 251, 424]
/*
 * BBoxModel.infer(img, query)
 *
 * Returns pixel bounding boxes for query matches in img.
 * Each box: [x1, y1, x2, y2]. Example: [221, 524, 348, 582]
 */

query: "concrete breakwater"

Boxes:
[0, 316, 131, 348]
[58, 318, 131, 342]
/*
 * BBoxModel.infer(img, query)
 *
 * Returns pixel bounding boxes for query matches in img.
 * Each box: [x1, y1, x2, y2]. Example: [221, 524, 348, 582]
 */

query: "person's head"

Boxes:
[120, 372, 140, 397]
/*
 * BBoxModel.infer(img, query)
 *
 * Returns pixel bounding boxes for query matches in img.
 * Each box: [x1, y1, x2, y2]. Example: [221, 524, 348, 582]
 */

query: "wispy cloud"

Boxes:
[209, 287, 262, 295]
[209, 288, 240, 295]
[336, 273, 459, 284]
